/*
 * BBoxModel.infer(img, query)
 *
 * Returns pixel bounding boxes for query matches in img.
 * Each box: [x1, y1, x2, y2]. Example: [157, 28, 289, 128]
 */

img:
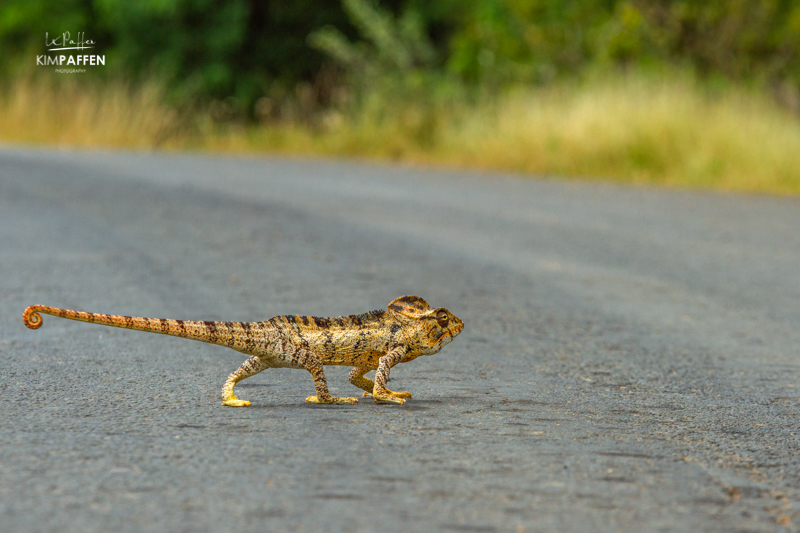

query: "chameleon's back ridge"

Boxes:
[22, 296, 464, 407]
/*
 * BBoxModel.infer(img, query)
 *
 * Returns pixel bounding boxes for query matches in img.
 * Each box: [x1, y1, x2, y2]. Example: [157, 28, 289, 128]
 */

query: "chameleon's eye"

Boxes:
[436, 310, 449, 327]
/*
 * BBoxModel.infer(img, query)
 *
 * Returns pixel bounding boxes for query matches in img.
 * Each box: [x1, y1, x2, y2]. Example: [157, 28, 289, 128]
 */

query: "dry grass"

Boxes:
[2, 74, 799, 194]
[438, 77, 800, 194]
[0, 77, 181, 149]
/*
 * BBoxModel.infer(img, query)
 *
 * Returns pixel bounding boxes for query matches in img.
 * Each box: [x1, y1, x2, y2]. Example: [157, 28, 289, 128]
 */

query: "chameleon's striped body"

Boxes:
[22, 296, 464, 407]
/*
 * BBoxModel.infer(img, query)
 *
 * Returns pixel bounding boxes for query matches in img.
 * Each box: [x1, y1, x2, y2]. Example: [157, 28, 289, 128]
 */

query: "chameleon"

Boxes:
[22, 295, 464, 407]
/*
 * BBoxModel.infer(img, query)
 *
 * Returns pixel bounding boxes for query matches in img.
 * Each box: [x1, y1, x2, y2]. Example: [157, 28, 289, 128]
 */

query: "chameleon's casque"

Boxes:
[23, 296, 464, 406]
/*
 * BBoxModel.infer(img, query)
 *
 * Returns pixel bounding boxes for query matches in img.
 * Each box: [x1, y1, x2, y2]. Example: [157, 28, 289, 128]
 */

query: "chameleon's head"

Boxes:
[387, 295, 465, 355]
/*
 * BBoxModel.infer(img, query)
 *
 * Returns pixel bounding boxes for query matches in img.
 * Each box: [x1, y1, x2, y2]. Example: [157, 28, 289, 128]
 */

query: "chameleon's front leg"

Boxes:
[371, 346, 410, 405]
[350, 366, 412, 401]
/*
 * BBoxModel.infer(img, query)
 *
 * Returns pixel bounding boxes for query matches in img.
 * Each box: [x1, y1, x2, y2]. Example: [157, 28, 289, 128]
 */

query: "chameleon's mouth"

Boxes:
[449, 320, 465, 339]
[433, 321, 464, 348]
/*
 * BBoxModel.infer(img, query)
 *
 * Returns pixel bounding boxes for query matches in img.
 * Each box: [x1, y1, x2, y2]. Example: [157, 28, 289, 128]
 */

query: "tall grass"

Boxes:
[0, 77, 182, 149]
[437, 76, 800, 194]
[2, 74, 799, 195]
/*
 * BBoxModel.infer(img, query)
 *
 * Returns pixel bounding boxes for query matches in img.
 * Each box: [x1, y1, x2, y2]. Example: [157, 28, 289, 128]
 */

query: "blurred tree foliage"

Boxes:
[0, 0, 387, 112]
[2, 0, 799, 114]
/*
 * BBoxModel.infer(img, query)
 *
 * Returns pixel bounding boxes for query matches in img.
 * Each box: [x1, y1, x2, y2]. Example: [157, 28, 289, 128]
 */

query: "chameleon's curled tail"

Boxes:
[25, 304, 155, 331]
[23, 306, 46, 329]
[22, 304, 260, 350]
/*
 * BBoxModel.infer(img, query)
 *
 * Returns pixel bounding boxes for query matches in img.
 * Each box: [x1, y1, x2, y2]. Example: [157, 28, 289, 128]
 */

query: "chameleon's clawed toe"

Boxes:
[365, 389, 411, 401]
[306, 395, 358, 405]
[372, 393, 406, 405]
[222, 399, 251, 407]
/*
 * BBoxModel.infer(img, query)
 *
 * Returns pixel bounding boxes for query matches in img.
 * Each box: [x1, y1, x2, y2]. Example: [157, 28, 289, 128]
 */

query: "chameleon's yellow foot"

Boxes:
[222, 399, 251, 407]
[306, 395, 359, 405]
[363, 389, 412, 400]
[371, 391, 407, 405]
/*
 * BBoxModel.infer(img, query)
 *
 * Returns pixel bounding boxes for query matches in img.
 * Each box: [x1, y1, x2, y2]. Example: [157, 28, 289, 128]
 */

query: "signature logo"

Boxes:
[37, 32, 105, 71]
[45, 31, 95, 52]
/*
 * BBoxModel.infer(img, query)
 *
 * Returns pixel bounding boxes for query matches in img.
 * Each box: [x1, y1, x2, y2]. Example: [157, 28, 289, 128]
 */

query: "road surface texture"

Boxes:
[1, 147, 799, 532]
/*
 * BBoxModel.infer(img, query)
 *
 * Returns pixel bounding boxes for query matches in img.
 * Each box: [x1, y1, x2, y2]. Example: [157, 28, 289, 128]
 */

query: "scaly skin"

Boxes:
[22, 296, 465, 407]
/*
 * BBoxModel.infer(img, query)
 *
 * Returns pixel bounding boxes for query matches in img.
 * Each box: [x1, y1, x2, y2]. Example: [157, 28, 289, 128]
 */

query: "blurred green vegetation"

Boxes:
[2, 0, 799, 114]
[2, 1, 799, 194]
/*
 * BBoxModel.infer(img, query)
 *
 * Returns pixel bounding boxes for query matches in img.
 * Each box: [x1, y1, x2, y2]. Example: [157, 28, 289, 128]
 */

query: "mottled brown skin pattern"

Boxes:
[23, 296, 464, 407]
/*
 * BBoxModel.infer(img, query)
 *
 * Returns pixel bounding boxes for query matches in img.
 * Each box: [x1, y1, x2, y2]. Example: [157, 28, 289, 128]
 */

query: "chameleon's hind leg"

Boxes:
[349, 367, 411, 400]
[300, 352, 358, 405]
[221, 356, 269, 407]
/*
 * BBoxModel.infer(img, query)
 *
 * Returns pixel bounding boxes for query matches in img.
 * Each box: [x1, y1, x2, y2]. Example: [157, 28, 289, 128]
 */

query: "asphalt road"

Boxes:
[1, 147, 799, 532]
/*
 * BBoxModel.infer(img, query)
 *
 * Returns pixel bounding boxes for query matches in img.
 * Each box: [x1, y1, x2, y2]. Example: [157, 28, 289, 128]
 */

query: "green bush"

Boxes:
[0, 0, 367, 113]
[1, 0, 798, 112]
